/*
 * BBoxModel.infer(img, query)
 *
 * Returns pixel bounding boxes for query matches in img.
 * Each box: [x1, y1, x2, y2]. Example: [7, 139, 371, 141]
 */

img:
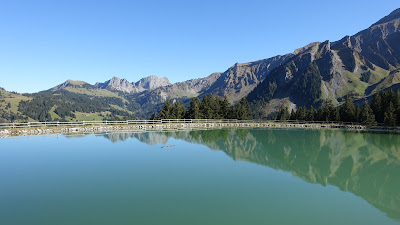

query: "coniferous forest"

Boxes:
[151, 94, 251, 120]
[275, 89, 400, 126]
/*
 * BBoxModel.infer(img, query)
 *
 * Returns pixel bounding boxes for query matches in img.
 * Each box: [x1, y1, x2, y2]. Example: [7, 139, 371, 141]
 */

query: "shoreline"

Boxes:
[1, 122, 399, 138]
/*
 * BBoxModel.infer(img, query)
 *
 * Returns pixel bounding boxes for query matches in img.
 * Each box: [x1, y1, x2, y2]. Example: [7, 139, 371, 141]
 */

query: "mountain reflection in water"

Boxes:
[90, 128, 400, 220]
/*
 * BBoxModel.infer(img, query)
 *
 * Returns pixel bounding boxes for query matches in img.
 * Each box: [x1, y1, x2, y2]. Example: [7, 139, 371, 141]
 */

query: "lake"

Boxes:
[0, 128, 399, 225]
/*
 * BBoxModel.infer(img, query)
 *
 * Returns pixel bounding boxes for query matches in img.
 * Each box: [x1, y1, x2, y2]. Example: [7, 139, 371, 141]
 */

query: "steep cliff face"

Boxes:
[94, 75, 171, 93]
[134, 75, 171, 92]
[349, 8, 400, 70]
[247, 8, 400, 118]
[201, 55, 292, 103]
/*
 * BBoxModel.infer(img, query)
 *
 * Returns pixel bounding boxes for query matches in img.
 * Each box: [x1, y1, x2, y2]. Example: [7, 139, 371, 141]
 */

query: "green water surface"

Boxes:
[0, 128, 399, 225]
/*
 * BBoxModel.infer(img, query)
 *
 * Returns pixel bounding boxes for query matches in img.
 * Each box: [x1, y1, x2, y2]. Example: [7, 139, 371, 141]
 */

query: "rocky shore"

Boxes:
[0, 122, 382, 138]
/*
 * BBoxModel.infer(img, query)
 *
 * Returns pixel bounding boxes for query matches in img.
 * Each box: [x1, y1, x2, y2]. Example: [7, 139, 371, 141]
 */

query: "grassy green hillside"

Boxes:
[0, 88, 33, 122]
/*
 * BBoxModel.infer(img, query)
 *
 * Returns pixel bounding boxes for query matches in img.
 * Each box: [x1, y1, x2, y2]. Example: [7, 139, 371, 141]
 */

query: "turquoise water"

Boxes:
[0, 128, 399, 225]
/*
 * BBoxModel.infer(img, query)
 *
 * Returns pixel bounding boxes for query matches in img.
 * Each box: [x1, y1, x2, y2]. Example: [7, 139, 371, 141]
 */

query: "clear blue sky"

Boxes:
[0, 0, 399, 93]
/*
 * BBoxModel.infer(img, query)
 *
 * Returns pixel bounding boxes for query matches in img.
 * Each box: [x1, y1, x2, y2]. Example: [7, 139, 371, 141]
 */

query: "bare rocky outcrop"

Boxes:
[95, 75, 171, 93]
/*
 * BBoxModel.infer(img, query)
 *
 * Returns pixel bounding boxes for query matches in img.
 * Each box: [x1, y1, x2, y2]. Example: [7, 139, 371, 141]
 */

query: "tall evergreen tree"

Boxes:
[235, 98, 251, 120]
[371, 93, 383, 123]
[172, 101, 186, 119]
[306, 106, 316, 121]
[384, 102, 396, 126]
[211, 95, 222, 119]
[395, 90, 400, 123]
[322, 100, 336, 122]
[334, 108, 340, 121]
[359, 103, 376, 126]
[221, 95, 231, 119]
[339, 95, 356, 122]
[200, 94, 213, 119]
[290, 109, 296, 120]
[355, 105, 361, 123]
[316, 107, 323, 121]
[187, 97, 201, 119]
[296, 106, 307, 120]
[157, 99, 173, 119]
[381, 89, 395, 109]
[276, 108, 289, 121]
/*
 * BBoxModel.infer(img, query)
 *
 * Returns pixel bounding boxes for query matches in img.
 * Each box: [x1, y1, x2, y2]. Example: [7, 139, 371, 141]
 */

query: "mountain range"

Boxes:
[248, 8, 400, 117]
[1, 8, 400, 121]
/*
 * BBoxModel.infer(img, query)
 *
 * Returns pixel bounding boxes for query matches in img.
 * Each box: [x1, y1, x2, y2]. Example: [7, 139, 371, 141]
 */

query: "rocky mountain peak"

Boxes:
[94, 75, 171, 93]
[371, 8, 400, 27]
[247, 8, 400, 118]
[97, 76, 137, 93]
[293, 42, 320, 55]
[135, 75, 171, 91]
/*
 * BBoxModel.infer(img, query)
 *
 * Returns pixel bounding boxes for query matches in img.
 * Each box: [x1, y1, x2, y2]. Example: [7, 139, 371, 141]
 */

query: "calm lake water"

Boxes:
[0, 128, 399, 225]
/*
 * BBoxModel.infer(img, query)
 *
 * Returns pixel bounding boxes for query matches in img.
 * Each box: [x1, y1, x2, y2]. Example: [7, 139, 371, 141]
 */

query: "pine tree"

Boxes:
[384, 102, 396, 126]
[339, 95, 356, 122]
[297, 106, 307, 120]
[360, 103, 376, 126]
[371, 93, 383, 123]
[395, 90, 400, 123]
[221, 95, 231, 119]
[235, 98, 251, 120]
[382, 89, 395, 109]
[172, 101, 186, 119]
[306, 106, 316, 121]
[317, 107, 323, 121]
[187, 97, 201, 119]
[334, 108, 340, 121]
[211, 95, 222, 119]
[276, 108, 289, 121]
[157, 99, 173, 119]
[290, 109, 296, 120]
[355, 105, 361, 123]
[322, 100, 335, 122]
[200, 95, 212, 119]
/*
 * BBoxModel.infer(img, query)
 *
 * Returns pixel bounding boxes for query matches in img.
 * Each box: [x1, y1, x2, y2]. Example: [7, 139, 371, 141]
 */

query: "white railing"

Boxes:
[0, 119, 240, 129]
[0, 119, 393, 129]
